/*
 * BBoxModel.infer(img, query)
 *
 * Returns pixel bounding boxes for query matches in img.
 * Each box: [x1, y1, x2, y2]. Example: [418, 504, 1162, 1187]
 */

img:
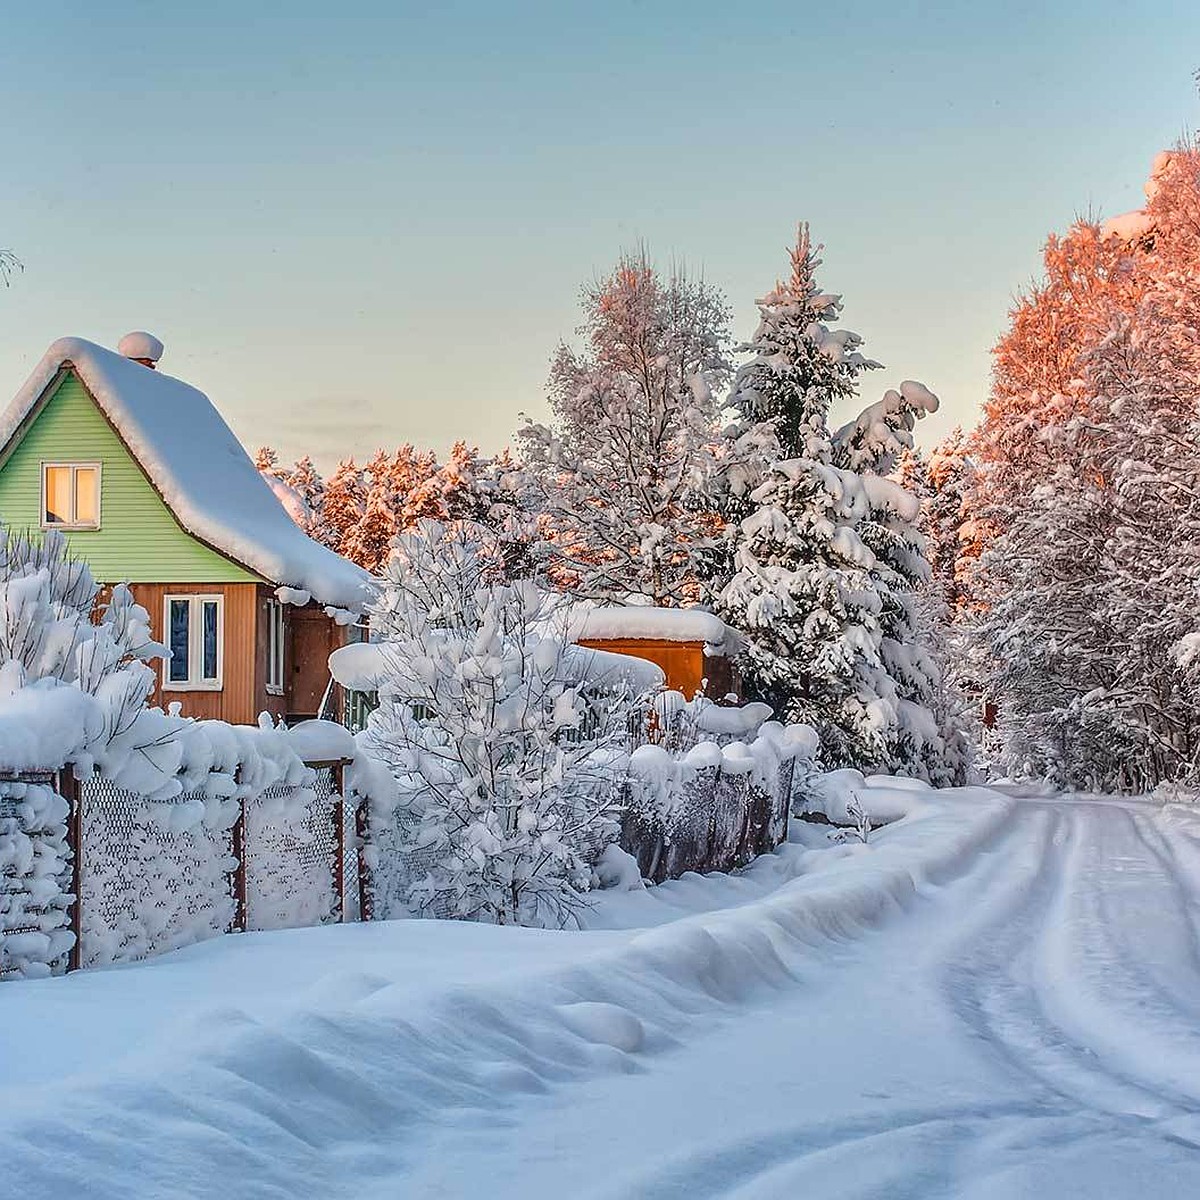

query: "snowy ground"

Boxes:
[3, 784, 1200, 1198]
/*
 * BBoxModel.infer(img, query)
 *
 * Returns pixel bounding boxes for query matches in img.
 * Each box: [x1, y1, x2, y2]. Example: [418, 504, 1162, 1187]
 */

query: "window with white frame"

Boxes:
[164, 595, 223, 690]
[42, 462, 101, 529]
[266, 599, 285, 694]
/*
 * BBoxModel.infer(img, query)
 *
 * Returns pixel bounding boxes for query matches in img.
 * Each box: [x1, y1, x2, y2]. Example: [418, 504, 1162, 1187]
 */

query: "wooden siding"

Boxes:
[253, 585, 288, 723]
[0, 371, 257, 584]
[578, 637, 713, 700]
[132, 583, 262, 725]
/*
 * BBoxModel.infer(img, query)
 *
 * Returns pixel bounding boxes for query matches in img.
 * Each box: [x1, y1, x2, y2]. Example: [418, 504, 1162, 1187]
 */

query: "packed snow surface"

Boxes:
[0, 338, 374, 610]
[3, 785, 1200, 1197]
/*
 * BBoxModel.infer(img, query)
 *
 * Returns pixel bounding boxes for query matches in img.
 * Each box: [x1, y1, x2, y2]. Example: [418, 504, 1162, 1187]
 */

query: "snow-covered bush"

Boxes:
[0, 779, 74, 978]
[0, 527, 185, 794]
[359, 519, 643, 926]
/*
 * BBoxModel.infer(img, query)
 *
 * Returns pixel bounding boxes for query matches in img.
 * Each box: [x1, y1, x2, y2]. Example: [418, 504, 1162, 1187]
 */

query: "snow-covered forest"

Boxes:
[257, 144, 1200, 799]
[5, 1, 1200, 1189]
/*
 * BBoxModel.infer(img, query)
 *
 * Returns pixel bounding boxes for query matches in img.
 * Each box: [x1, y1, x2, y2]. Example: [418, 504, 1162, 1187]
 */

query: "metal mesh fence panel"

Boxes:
[79, 777, 236, 968]
[244, 769, 340, 930]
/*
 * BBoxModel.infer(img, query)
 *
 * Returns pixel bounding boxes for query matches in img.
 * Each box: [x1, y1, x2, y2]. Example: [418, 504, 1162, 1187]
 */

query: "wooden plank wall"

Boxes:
[131, 582, 261, 725]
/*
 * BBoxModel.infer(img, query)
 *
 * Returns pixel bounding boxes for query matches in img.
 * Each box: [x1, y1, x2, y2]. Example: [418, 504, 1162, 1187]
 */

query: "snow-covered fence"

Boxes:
[68, 760, 355, 969]
[0, 772, 76, 979]
[351, 700, 819, 918]
[617, 698, 817, 884]
[619, 749, 798, 884]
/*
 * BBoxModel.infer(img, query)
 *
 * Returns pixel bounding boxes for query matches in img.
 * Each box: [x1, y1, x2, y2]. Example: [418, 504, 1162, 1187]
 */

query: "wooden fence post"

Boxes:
[355, 796, 373, 922]
[230, 794, 247, 933]
[332, 762, 346, 923]
[58, 770, 83, 973]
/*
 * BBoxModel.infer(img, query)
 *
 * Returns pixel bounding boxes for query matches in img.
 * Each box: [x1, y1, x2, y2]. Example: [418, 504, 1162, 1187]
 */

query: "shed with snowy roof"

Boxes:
[0, 335, 376, 725]
[568, 605, 743, 701]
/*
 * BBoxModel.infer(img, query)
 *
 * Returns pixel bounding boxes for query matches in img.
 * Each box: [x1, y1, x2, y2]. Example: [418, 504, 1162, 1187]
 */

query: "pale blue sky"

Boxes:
[1, 2, 1196, 470]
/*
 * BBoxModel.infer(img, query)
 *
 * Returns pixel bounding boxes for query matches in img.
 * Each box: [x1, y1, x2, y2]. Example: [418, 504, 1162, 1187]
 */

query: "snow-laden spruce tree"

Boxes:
[719, 457, 891, 766]
[722, 224, 879, 496]
[518, 251, 732, 606]
[717, 226, 948, 775]
[831, 387, 964, 782]
[359, 519, 638, 926]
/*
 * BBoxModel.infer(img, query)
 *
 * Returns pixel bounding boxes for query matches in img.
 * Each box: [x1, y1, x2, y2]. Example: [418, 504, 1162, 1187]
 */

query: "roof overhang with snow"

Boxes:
[0, 337, 375, 612]
[568, 604, 742, 657]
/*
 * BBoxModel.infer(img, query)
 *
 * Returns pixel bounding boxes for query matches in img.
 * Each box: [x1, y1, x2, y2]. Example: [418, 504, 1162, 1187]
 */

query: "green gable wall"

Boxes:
[0, 372, 259, 584]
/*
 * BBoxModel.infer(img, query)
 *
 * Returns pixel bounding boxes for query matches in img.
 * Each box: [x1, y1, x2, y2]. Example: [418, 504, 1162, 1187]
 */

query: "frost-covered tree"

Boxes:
[725, 224, 879, 485]
[318, 458, 366, 559]
[360, 520, 638, 925]
[970, 146, 1200, 790]
[518, 252, 732, 606]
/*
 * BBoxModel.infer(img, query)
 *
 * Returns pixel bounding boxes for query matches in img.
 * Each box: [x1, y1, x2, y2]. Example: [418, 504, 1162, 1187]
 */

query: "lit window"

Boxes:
[266, 599, 285, 694]
[163, 595, 223, 690]
[42, 463, 101, 529]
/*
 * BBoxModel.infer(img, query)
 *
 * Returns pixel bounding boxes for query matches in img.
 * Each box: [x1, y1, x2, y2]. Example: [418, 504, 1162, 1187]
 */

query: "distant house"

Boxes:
[0, 334, 375, 725]
[569, 606, 742, 701]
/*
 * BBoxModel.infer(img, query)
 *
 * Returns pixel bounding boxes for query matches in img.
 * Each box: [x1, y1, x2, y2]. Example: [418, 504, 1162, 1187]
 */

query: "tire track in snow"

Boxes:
[937, 798, 1200, 1124]
[1030, 800, 1200, 1109]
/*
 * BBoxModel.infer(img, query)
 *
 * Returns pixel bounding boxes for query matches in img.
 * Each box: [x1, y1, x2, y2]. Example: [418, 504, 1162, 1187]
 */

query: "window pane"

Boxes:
[268, 603, 284, 688]
[73, 468, 98, 525]
[169, 600, 190, 683]
[202, 601, 219, 680]
[44, 466, 72, 524]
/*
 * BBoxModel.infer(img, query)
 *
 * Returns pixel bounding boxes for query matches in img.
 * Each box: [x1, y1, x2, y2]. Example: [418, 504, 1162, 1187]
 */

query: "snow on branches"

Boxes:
[715, 226, 955, 780]
[518, 252, 732, 607]
[359, 520, 642, 926]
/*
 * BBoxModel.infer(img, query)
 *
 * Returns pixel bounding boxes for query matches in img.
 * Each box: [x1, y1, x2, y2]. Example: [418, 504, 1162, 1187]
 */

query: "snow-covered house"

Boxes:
[569, 606, 743, 702]
[0, 334, 375, 725]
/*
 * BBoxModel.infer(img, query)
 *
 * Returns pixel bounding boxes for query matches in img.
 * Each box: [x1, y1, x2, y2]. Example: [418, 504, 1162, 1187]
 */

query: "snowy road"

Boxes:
[395, 795, 1200, 1198]
[4, 788, 1200, 1198]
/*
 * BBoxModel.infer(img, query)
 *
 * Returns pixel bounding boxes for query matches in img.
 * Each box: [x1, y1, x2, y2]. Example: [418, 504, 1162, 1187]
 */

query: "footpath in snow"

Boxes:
[4, 781, 1200, 1198]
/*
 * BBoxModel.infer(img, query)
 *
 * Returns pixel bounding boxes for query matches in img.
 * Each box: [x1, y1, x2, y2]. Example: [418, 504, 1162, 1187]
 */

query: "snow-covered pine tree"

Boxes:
[359, 519, 637, 926]
[718, 226, 951, 776]
[829, 384, 963, 782]
[518, 252, 732, 606]
[719, 456, 892, 766]
[725, 223, 879, 479]
[285, 456, 325, 520]
[253, 446, 281, 475]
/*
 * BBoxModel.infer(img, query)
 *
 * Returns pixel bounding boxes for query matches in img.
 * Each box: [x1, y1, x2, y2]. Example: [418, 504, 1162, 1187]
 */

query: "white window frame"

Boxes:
[40, 461, 102, 530]
[162, 594, 224, 692]
[266, 599, 286, 695]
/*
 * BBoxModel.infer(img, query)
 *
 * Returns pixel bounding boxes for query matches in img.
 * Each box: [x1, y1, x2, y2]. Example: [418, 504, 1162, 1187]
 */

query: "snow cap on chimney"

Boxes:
[117, 331, 164, 369]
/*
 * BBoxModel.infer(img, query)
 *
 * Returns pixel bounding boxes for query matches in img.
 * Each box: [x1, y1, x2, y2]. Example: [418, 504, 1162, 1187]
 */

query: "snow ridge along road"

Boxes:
[4, 786, 1200, 1198]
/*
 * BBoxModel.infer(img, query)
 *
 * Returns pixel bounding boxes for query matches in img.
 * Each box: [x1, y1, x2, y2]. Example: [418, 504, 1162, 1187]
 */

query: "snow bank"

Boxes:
[1, 338, 375, 610]
[0, 782, 1012, 1197]
[797, 768, 935, 825]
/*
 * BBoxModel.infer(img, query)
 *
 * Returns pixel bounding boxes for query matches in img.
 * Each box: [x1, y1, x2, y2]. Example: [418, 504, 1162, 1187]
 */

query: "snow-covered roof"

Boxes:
[0, 337, 374, 611]
[328, 637, 666, 695]
[568, 604, 740, 655]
